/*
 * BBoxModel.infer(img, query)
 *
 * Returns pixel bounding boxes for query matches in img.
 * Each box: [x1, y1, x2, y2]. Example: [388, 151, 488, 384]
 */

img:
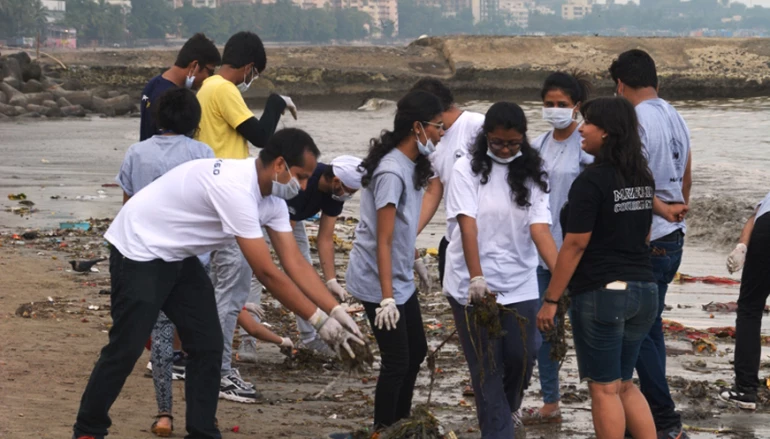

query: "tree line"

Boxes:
[2, 0, 769, 45]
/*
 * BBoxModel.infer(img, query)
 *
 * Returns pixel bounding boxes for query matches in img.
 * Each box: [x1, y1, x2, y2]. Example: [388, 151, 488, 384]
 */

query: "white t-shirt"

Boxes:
[106, 158, 292, 262]
[428, 111, 485, 239]
[443, 156, 552, 306]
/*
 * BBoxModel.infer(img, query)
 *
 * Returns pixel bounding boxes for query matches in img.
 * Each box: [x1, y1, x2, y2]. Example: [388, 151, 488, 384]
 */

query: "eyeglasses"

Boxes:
[202, 65, 216, 76]
[422, 121, 445, 131]
[487, 138, 523, 151]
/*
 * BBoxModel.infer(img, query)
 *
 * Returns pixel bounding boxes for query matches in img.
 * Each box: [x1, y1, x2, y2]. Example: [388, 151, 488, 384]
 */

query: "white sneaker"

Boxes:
[238, 338, 258, 363]
[219, 369, 262, 403]
[512, 409, 526, 439]
[298, 338, 336, 359]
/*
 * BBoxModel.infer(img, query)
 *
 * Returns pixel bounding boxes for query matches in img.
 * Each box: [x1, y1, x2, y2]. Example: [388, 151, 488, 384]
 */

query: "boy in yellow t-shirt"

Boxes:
[196, 31, 297, 160]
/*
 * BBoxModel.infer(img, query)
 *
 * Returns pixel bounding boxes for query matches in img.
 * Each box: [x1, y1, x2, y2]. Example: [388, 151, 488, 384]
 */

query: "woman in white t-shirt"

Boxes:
[444, 102, 557, 438]
[525, 71, 594, 425]
[346, 90, 445, 430]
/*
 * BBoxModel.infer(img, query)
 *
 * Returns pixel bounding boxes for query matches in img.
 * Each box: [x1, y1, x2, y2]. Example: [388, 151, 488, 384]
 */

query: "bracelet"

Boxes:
[544, 297, 559, 305]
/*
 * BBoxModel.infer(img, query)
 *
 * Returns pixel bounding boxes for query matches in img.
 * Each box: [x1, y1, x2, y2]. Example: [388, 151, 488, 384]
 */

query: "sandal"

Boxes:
[151, 413, 174, 437]
[521, 408, 562, 426]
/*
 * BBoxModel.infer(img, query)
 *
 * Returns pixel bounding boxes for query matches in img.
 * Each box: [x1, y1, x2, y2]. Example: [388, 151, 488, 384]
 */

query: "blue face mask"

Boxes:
[486, 149, 522, 164]
[415, 124, 436, 156]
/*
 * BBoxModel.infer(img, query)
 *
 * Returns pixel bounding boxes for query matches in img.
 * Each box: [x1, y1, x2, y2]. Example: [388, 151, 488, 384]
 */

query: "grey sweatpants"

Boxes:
[211, 240, 253, 376]
[241, 221, 318, 344]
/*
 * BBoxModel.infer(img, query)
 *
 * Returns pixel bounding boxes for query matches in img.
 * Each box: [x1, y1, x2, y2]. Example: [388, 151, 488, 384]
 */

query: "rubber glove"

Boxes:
[309, 308, 364, 359]
[330, 304, 364, 338]
[280, 95, 298, 120]
[727, 243, 747, 274]
[327, 279, 349, 301]
[414, 257, 432, 293]
[244, 302, 265, 320]
[468, 276, 491, 304]
[278, 337, 294, 349]
[374, 298, 400, 331]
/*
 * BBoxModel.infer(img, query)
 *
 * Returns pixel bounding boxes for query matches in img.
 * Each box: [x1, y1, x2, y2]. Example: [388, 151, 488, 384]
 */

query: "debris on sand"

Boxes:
[351, 405, 445, 439]
[340, 341, 375, 374]
[675, 273, 740, 286]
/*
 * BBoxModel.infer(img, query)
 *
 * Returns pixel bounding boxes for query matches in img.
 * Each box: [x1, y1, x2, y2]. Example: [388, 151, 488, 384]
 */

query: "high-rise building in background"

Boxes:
[332, 0, 398, 34]
[561, 0, 593, 20]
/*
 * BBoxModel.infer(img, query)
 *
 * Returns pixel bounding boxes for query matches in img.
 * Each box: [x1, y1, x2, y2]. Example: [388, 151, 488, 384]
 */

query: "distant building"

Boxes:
[217, 0, 257, 4]
[41, 0, 65, 23]
[471, 0, 498, 23]
[332, 0, 398, 35]
[417, 0, 472, 17]
[561, 0, 592, 20]
[498, 0, 529, 28]
[45, 26, 77, 49]
[104, 0, 132, 10]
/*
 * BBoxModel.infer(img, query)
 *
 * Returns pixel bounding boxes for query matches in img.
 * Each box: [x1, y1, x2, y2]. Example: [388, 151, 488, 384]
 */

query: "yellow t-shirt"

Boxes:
[195, 75, 254, 159]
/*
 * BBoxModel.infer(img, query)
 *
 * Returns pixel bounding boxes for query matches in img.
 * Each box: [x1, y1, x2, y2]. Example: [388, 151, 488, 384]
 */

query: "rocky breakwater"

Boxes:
[29, 36, 770, 108]
[0, 51, 140, 120]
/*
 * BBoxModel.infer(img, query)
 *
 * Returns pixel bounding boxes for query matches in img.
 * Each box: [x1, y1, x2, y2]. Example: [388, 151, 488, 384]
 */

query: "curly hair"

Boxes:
[359, 90, 441, 190]
[470, 102, 549, 207]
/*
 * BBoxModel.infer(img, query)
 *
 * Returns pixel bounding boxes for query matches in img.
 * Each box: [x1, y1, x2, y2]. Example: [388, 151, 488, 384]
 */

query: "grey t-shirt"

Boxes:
[116, 135, 215, 195]
[346, 148, 423, 305]
[636, 98, 691, 240]
[532, 128, 593, 267]
[756, 191, 770, 220]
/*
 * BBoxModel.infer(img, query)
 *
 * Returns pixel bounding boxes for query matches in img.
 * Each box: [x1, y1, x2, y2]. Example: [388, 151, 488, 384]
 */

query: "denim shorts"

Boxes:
[571, 281, 658, 383]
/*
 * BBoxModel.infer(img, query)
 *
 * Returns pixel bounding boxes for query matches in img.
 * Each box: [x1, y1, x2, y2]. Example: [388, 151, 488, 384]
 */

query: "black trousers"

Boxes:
[438, 236, 449, 287]
[734, 214, 770, 393]
[362, 292, 428, 429]
[74, 246, 224, 439]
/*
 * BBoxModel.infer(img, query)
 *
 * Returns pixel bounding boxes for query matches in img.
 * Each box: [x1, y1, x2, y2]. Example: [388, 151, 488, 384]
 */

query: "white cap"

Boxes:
[330, 155, 364, 190]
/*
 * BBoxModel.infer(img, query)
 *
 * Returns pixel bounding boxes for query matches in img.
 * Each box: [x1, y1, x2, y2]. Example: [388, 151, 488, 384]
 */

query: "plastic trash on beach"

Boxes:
[7, 193, 27, 200]
[59, 221, 91, 231]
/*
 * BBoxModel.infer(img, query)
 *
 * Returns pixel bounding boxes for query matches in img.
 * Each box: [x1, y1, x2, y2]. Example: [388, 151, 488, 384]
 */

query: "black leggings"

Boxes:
[363, 292, 428, 428]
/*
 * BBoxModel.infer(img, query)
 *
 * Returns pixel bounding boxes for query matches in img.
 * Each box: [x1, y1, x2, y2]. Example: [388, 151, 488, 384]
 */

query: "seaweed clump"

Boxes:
[542, 293, 570, 364]
[340, 340, 375, 374]
[351, 405, 442, 439]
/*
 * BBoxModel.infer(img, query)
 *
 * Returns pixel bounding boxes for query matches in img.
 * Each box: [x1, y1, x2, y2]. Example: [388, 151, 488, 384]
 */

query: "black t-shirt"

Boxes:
[287, 163, 344, 222]
[561, 164, 655, 294]
[140, 75, 177, 141]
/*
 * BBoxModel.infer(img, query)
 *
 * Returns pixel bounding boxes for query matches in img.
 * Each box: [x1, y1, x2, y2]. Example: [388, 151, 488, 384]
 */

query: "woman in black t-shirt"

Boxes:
[536, 97, 658, 439]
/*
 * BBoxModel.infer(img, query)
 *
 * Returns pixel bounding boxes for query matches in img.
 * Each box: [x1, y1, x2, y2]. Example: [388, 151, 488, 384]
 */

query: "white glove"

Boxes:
[414, 257, 432, 293]
[468, 276, 491, 304]
[374, 298, 400, 331]
[727, 243, 747, 274]
[326, 279, 349, 301]
[309, 308, 364, 359]
[330, 304, 364, 338]
[280, 95, 297, 120]
[278, 337, 294, 349]
[244, 302, 265, 321]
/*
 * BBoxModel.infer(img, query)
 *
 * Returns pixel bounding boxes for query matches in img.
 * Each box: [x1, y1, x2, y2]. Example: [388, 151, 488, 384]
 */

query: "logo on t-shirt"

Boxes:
[454, 149, 464, 159]
[212, 159, 223, 176]
[613, 186, 653, 213]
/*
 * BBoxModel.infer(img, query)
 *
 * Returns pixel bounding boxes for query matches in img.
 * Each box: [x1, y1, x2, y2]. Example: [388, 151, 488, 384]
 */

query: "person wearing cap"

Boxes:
[238, 155, 365, 360]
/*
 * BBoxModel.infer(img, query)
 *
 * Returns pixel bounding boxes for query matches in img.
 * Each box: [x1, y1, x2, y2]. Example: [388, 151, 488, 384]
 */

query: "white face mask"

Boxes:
[416, 124, 436, 156]
[542, 107, 575, 130]
[486, 149, 522, 164]
[237, 67, 257, 94]
[271, 163, 301, 200]
[185, 70, 195, 89]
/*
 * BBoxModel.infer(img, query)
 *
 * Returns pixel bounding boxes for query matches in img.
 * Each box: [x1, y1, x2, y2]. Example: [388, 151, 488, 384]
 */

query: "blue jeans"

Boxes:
[635, 232, 684, 431]
[450, 297, 538, 439]
[536, 267, 561, 404]
[571, 282, 658, 383]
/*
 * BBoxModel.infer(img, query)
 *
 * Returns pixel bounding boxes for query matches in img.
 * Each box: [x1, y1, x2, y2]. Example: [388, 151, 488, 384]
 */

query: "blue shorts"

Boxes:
[570, 281, 658, 383]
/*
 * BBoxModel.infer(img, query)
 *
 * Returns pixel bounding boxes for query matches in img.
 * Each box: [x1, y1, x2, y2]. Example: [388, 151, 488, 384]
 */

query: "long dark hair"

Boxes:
[580, 97, 654, 187]
[359, 91, 441, 190]
[470, 102, 549, 207]
[540, 70, 593, 104]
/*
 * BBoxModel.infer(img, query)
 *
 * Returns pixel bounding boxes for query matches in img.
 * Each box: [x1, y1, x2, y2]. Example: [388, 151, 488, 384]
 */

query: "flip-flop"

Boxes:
[151, 414, 174, 438]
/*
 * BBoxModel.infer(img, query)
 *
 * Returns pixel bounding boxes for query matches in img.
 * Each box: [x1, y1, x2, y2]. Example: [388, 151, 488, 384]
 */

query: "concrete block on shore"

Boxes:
[107, 90, 120, 98]
[8, 94, 27, 107]
[94, 94, 133, 116]
[2, 76, 21, 89]
[0, 82, 24, 101]
[56, 97, 73, 108]
[93, 96, 115, 117]
[22, 62, 42, 82]
[60, 105, 86, 117]
[59, 90, 94, 110]
[42, 100, 58, 109]
[13, 105, 27, 115]
[0, 102, 21, 117]
[23, 92, 54, 106]
[22, 79, 44, 93]
[0, 90, 6, 105]
[2, 57, 22, 80]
